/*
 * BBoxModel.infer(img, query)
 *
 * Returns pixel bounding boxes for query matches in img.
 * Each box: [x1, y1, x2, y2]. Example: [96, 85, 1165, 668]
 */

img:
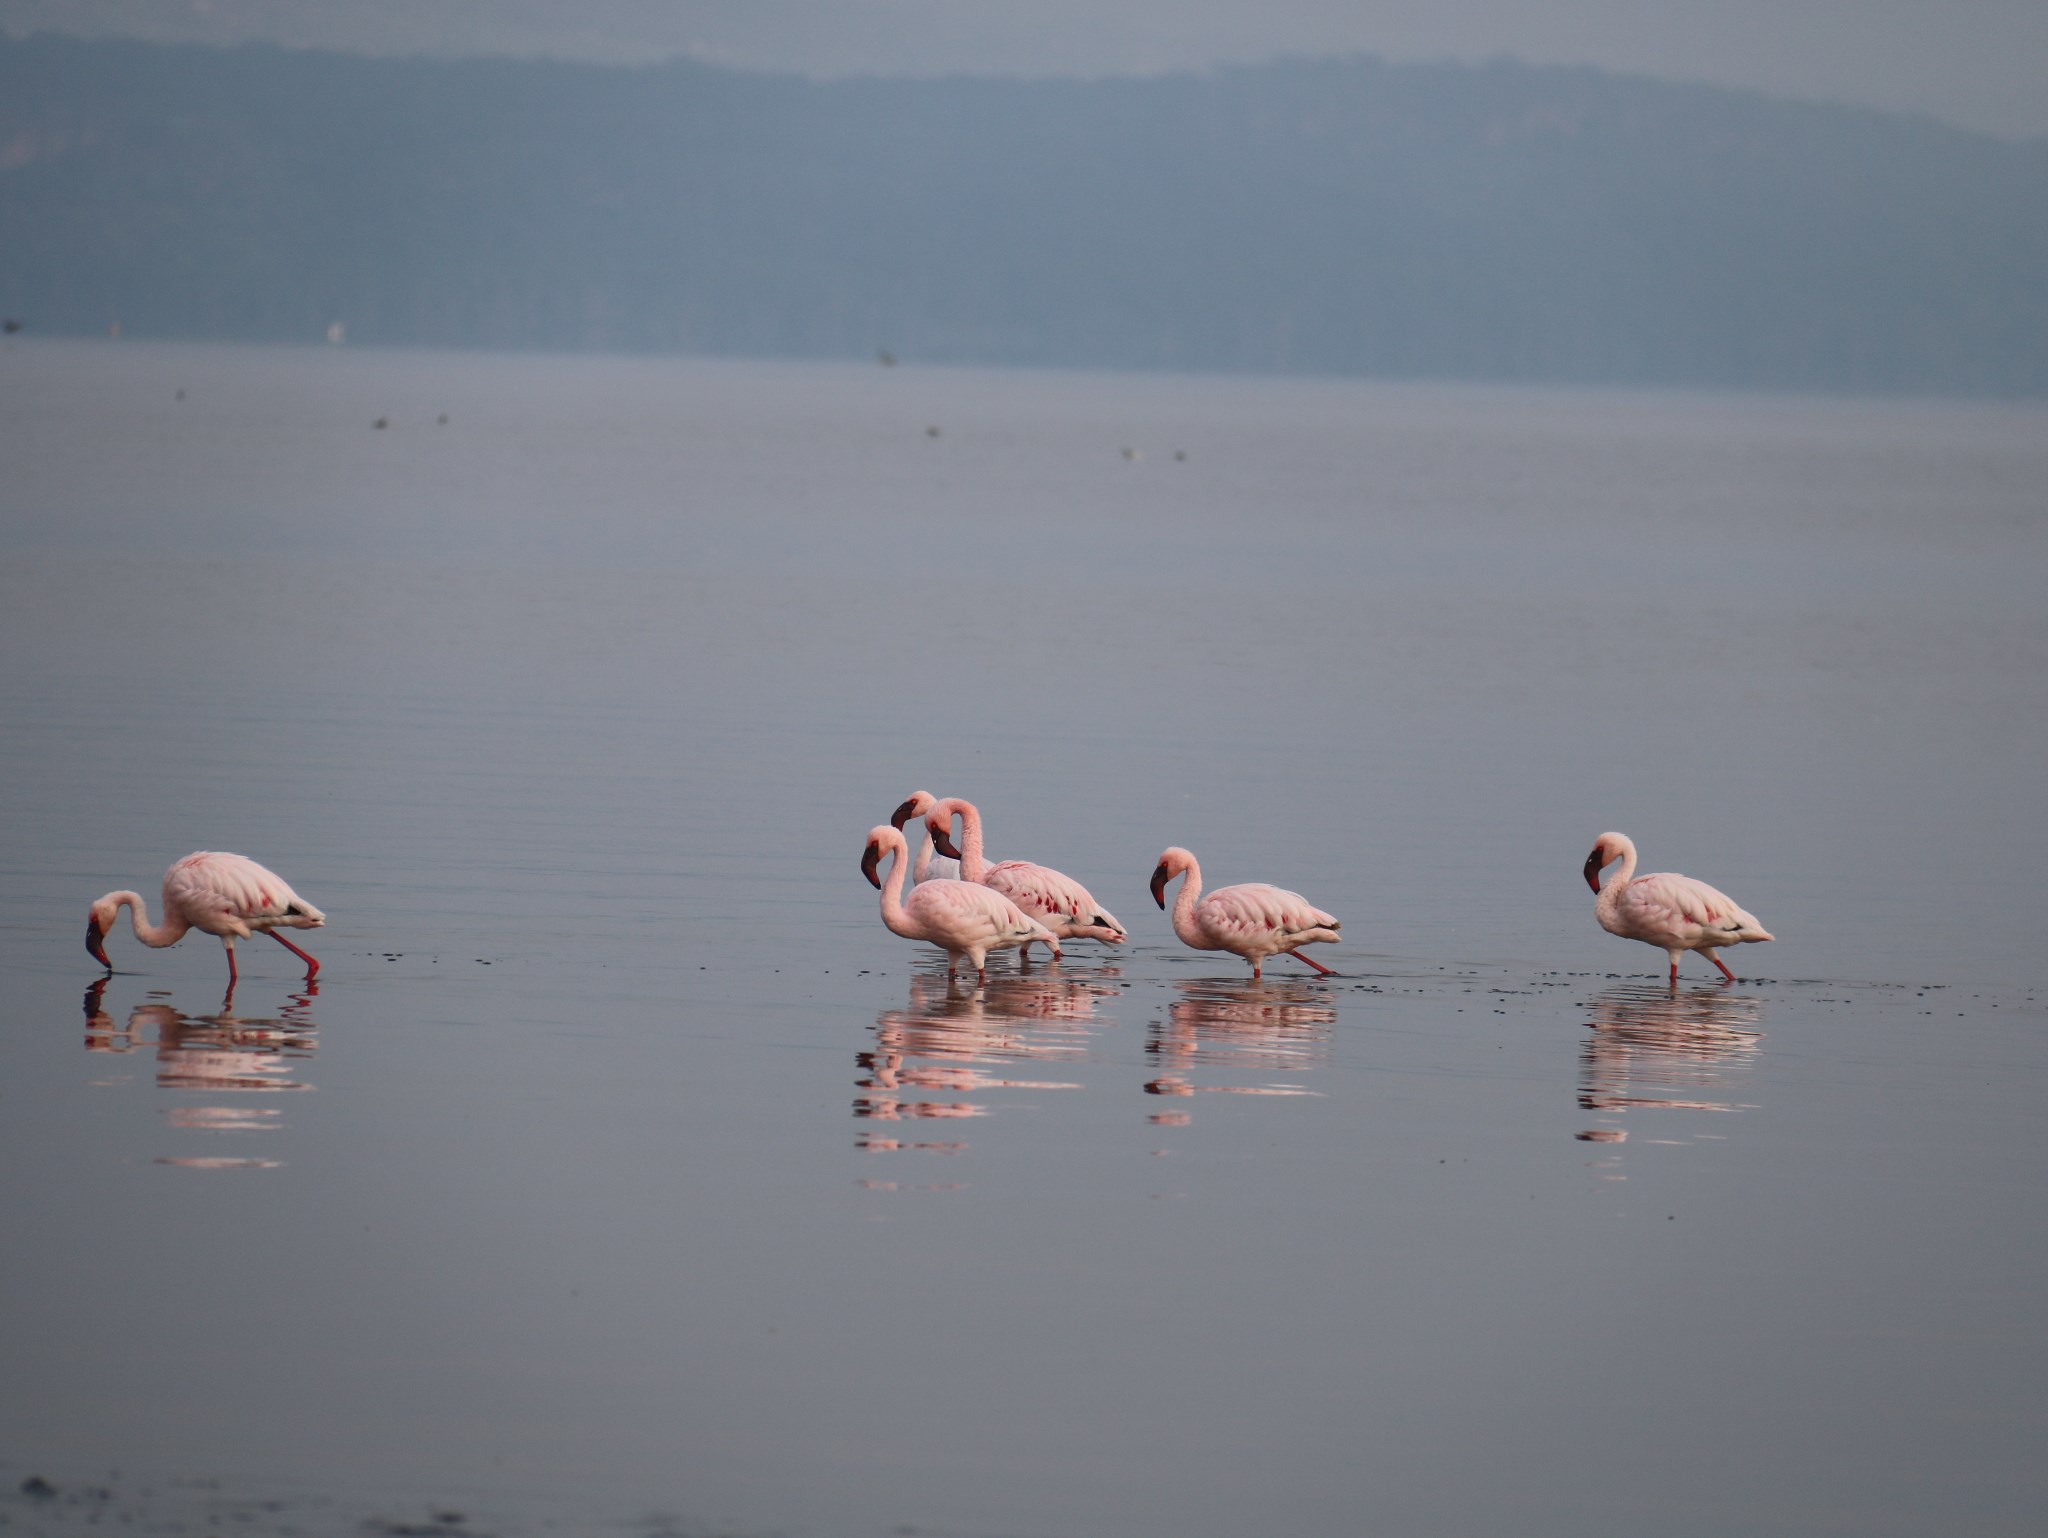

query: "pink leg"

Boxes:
[1251, 960, 1263, 979]
[269, 931, 321, 979]
[1667, 959, 1679, 988]
[1705, 949, 1737, 983]
[1286, 948, 1334, 976]
[225, 942, 240, 987]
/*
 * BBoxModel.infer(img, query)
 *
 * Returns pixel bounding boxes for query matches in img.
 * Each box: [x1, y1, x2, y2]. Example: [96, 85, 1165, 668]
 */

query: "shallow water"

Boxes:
[1, 339, 2045, 1537]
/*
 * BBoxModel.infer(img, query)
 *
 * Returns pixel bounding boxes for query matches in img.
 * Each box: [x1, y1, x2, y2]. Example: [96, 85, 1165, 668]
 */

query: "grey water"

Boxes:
[1, 338, 2044, 1538]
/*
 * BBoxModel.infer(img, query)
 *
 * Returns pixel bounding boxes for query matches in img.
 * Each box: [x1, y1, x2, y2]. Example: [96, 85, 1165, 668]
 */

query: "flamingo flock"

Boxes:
[81, 813, 1775, 993]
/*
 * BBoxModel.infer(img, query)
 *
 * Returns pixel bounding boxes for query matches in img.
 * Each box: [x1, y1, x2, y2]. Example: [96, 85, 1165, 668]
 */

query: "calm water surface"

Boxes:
[1, 340, 2044, 1537]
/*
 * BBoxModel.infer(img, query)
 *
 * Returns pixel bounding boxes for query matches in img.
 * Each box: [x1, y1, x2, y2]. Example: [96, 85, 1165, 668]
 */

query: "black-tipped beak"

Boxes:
[1583, 850, 1605, 894]
[1149, 864, 1170, 909]
[85, 918, 111, 969]
[933, 829, 963, 861]
[889, 798, 919, 831]
[861, 843, 884, 889]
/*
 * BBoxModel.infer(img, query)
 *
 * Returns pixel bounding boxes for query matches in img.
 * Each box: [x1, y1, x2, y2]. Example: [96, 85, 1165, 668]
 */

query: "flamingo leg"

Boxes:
[1705, 948, 1737, 983]
[224, 942, 239, 987]
[1285, 948, 1334, 976]
[268, 931, 321, 978]
[1251, 960, 1263, 979]
[1668, 958, 1680, 988]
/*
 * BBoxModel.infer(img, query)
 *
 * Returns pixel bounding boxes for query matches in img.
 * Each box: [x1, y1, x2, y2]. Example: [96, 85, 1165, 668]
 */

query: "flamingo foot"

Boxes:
[1286, 948, 1334, 976]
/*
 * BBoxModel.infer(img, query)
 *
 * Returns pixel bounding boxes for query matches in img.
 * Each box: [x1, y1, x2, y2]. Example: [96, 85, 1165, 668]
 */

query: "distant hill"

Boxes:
[2, 33, 2044, 394]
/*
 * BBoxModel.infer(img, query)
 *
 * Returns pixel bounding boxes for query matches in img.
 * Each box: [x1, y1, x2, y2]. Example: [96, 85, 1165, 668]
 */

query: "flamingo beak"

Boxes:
[889, 798, 920, 831]
[86, 917, 111, 969]
[861, 842, 884, 889]
[932, 828, 963, 861]
[1149, 864, 1170, 909]
[1583, 850, 1605, 893]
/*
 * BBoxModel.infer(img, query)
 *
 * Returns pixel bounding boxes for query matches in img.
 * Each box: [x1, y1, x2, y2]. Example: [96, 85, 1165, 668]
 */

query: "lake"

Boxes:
[1, 338, 2044, 1537]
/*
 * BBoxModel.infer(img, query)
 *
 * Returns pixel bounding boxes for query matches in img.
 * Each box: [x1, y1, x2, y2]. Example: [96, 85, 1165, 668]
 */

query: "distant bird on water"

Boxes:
[862, 825, 1053, 984]
[1583, 831, 1773, 985]
[87, 851, 325, 987]
[1149, 847, 1340, 979]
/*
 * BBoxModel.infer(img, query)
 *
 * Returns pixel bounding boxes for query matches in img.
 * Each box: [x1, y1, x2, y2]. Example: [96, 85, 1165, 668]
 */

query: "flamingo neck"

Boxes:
[110, 891, 190, 949]
[950, 800, 989, 883]
[875, 839, 927, 942]
[1168, 861, 1213, 950]
[1594, 842, 1639, 920]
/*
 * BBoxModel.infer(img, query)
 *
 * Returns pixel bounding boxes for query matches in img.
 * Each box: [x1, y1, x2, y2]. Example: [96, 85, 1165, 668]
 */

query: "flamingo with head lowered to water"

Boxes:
[86, 851, 325, 987]
[1583, 831, 1774, 986]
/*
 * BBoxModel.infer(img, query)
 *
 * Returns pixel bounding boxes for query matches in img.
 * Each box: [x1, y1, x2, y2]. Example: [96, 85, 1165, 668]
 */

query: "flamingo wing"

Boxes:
[1198, 883, 1339, 946]
[983, 861, 1126, 940]
[906, 878, 1053, 951]
[1618, 872, 1767, 946]
[165, 852, 323, 934]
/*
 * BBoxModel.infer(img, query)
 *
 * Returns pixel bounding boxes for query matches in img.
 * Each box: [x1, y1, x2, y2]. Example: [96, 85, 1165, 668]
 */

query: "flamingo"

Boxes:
[889, 790, 973, 883]
[926, 797, 1126, 960]
[86, 851, 325, 987]
[1149, 846, 1340, 979]
[862, 825, 1055, 983]
[1583, 832, 1774, 985]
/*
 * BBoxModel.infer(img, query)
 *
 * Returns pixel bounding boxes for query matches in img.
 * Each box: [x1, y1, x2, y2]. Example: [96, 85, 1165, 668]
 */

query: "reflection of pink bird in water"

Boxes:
[87, 851, 325, 989]
[1149, 846, 1339, 978]
[1584, 832, 1774, 986]
[862, 825, 1054, 983]
[927, 797, 1126, 960]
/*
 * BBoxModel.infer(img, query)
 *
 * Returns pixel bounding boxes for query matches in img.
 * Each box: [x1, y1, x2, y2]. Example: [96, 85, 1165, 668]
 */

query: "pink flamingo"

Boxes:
[1584, 831, 1774, 985]
[86, 851, 325, 986]
[862, 825, 1056, 983]
[1149, 847, 1340, 979]
[926, 797, 1126, 960]
[890, 790, 975, 883]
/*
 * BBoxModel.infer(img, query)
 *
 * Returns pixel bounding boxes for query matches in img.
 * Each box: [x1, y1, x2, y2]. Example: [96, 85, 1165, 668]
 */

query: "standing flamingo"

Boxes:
[926, 797, 1125, 960]
[1149, 846, 1340, 979]
[86, 851, 325, 986]
[862, 826, 1055, 983]
[1584, 831, 1774, 985]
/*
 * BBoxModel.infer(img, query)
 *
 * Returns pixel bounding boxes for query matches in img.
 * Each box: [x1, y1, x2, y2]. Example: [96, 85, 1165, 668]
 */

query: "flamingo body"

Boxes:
[927, 798, 1125, 958]
[87, 851, 325, 985]
[863, 826, 1055, 983]
[1149, 846, 1339, 979]
[1584, 832, 1773, 985]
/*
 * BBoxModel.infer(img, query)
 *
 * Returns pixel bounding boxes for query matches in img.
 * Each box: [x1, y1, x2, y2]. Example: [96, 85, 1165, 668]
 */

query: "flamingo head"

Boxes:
[1583, 832, 1628, 893]
[861, 826, 901, 889]
[1149, 847, 1194, 909]
[924, 810, 964, 861]
[85, 902, 114, 969]
[890, 791, 936, 832]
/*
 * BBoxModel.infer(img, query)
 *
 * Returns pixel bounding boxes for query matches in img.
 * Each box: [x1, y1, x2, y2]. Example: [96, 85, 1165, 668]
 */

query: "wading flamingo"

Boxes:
[863, 825, 1055, 984]
[927, 797, 1126, 960]
[1584, 832, 1774, 986]
[1149, 846, 1340, 979]
[86, 851, 325, 986]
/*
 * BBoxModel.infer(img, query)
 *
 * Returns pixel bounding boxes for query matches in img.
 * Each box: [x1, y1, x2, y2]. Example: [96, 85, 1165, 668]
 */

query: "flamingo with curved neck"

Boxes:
[889, 790, 986, 883]
[87, 851, 325, 988]
[1148, 846, 1339, 979]
[1584, 831, 1774, 986]
[862, 825, 1054, 983]
[926, 797, 1125, 959]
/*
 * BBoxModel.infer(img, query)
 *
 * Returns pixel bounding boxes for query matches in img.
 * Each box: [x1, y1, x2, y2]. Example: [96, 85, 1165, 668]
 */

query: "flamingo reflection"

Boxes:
[83, 977, 318, 1168]
[1144, 979, 1333, 1110]
[1575, 982, 1763, 1167]
[855, 971, 1118, 1153]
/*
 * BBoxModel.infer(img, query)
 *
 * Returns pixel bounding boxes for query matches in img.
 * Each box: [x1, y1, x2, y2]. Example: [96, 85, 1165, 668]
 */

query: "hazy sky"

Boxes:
[4, 0, 2045, 138]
